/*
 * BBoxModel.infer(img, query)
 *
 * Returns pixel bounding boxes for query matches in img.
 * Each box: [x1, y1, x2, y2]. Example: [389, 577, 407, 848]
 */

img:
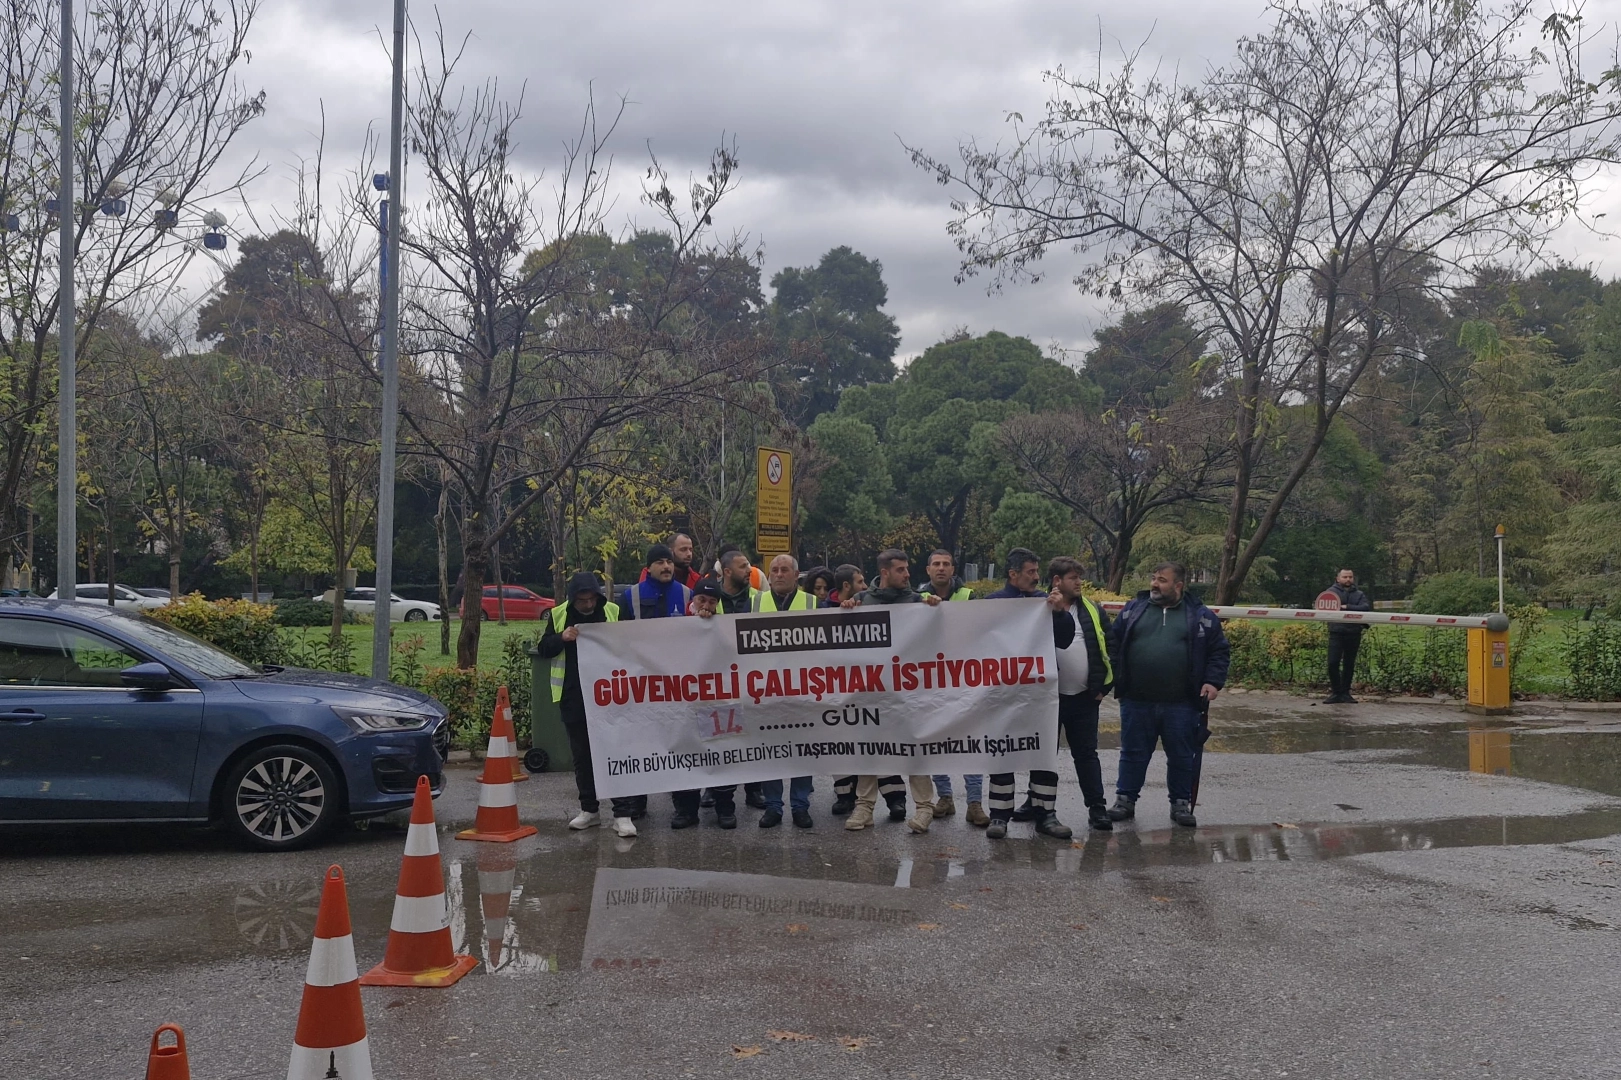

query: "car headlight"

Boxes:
[334, 708, 434, 733]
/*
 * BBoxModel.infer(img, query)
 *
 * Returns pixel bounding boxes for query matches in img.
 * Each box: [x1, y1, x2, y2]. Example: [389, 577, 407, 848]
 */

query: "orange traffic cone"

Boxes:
[288, 865, 374, 1080]
[145, 1024, 190, 1080]
[497, 686, 528, 783]
[457, 698, 538, 843]
[476, 845, 517, 970]
[360, 776, 478, 987]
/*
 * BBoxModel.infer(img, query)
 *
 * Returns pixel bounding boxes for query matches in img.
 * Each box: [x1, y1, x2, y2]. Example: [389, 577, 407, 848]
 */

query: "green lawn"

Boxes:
[280, 617, 545, 672]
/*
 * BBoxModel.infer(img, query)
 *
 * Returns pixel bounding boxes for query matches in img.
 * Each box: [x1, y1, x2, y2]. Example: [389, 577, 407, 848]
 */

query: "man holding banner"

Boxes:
[754, 554, 817, 828]
[919, 549, 984, 825]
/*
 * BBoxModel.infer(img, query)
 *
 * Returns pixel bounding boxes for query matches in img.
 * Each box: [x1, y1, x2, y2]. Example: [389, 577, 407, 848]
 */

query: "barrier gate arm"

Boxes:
[1090, 602, 1513, 713]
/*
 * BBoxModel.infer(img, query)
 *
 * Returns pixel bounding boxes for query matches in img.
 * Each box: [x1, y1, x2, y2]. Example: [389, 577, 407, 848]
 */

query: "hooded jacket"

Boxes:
[1326, 581, 1373, 637]
[1108, 589, 1230, 703]
[537, 573, 615, 708]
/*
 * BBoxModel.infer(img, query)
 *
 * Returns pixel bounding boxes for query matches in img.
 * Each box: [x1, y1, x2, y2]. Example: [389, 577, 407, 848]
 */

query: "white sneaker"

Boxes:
[569, 810, 599, 830]
[613, 816, 638, 838]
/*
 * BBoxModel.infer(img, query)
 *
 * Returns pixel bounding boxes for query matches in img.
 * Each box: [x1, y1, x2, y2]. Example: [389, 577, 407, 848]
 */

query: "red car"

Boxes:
[476, 585, 556, 621]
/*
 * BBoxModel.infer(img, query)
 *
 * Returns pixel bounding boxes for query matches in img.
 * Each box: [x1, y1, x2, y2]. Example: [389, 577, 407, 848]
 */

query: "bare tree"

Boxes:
[1001, 400, 1229, 592]
[0, 0, 264, 586]
[400, 25, 771, 666]
[912, 0, 1621, 602]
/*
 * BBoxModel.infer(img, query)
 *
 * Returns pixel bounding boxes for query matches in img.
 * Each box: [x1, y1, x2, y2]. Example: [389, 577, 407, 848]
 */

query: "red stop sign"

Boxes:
[1315, 590, 1341, 611]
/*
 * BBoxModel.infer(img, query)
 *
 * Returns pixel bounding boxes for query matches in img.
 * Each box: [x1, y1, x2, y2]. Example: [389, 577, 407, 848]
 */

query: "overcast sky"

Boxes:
[222, 0, 1621, 362]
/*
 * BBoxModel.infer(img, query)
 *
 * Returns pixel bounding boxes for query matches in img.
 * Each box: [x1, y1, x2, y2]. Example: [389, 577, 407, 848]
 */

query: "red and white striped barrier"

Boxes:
[1094, 601, 1505, 630]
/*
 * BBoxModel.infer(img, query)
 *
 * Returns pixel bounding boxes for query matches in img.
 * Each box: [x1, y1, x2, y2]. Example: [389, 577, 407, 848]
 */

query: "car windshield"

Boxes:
[116, 615, 260, 679]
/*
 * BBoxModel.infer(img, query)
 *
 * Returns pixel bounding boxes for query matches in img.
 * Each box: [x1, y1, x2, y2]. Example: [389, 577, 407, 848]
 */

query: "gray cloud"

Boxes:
[223, 0, 1621, 362]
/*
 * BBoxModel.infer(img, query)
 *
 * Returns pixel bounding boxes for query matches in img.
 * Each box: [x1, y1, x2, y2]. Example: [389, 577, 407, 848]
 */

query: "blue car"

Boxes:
[0, 600, 450, 851]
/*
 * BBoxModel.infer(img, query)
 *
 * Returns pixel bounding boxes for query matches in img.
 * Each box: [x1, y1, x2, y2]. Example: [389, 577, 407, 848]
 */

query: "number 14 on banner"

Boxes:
[699, 706, 745, 740]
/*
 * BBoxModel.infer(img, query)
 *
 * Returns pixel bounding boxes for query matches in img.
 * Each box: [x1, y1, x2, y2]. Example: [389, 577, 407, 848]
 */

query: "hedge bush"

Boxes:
[147, 594, 284, 666]
[272, 597, 359, 627]
[1410, 572, 1526, 616]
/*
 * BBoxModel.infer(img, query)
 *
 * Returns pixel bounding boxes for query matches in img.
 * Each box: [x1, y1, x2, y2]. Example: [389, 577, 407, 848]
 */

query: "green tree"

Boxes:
[770, 247, 900, 425]
[837, 330, 1087, 557]
[991, 492, 1078, 566]
[803, 413, 893, 557]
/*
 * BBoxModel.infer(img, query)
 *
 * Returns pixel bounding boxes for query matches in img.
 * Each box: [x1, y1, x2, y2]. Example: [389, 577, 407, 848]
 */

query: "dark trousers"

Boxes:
[673, 786, 735, 815]
[561, 706, 645, 818]
[988, 770, 1058, 821]
[1116, 698, 1201, 804]
[1059, 692, 1106, 810]
[1327, 633, 1362, 696]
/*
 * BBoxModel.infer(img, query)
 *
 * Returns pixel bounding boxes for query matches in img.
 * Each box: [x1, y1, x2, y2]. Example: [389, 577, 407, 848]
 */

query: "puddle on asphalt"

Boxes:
[9, 721, 1620, 976]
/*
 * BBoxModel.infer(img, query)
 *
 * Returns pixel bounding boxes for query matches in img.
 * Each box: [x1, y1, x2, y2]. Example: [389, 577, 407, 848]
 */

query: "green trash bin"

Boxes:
[525, 644, 573, 773]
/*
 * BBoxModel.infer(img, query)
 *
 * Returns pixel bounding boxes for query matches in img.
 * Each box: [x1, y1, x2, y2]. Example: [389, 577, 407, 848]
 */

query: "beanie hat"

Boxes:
[645, 543, 674, 567]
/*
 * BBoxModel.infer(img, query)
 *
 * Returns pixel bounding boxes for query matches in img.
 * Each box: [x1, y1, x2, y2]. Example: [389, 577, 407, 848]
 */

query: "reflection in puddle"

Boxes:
[582, 867, 921, 971]
[1469, 728, 1512, 775]
[233, 879, 320, 950]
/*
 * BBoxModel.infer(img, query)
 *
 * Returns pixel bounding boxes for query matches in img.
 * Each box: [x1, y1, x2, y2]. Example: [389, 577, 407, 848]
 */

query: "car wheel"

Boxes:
[223, 744, 342, 852]
[404, 607, 428, 622]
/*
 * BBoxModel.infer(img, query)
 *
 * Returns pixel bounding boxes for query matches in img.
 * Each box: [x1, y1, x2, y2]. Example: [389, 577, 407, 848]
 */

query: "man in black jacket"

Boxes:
[1106, 561, 1230, 828]
[1325, 569, 1372, 704]
[537, 572, 643, 838]
[985, 558, 1080, 840]
[1047, 556, 1115, 833]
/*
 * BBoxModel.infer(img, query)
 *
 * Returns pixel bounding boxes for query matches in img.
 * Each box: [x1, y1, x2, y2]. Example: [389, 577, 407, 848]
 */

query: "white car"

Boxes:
[316, 587, 441, 622]
[46, 583, 170, 610]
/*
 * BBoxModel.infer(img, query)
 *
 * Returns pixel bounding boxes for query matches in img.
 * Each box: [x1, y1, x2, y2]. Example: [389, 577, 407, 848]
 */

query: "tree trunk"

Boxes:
[330, 561, 346, 645]
[1107, 531, 1132, 595]
[106, 522, 116, 607]
[456, 512, 489, 669]
[249, 516, 260, 603]
[436, 478, 451, 656]
[168, 554, 181, 602]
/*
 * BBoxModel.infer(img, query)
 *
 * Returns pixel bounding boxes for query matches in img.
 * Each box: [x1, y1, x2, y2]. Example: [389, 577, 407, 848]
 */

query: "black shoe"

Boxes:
[746, 792, 768, 810]
[986, 818, 1008, 839]
[716, 809, 738, 829]
[1011, 799, 1038, 822]
[1106, 795, 1136, 822]
[1034, 814, 1073, 839]
[830, 795, 855, 816]
[699, 791, 715, 808]
[670, 812, 698, 830]
[886, 799, 907, 822]
[1324, 693, 1347, 704]
[1087, 806, 1114, 831]
[792, 809, 813, 829]
[1342, 694, 1359, 704]
[630, 808, 647, 820]
[759, 809, 782, 828]
[1170, 799, 1197, 828]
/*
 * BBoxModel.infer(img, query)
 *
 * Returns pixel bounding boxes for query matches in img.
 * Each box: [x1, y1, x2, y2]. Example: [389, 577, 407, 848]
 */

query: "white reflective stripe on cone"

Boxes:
[288, 1038, 374, 1080]
[479, 869, 516, 894]
[485, 736, 511, 759]
[303, 933, 359, 987]
[477, 782, 517, 809]
[403, 822, 439, 857]
[390, 891, 451, 934]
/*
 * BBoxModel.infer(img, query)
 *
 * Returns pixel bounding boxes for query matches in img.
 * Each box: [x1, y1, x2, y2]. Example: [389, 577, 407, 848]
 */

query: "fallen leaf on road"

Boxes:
[785, 923, 809, 934]
[1272, 821, 1300, 829]
[1151, 896, 1172, 903]
[1069, 923, 1087, 930]
[947, 902, 970, 910]
[731, 1045, 763, 1059]
[766, 1030, 814, 1042]
[838, 1036, 871, 1051]
[916, 922, 941, 930]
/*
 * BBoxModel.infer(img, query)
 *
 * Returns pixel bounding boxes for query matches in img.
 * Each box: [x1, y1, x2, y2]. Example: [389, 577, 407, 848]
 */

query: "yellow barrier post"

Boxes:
[1466, 612, 1512, 715]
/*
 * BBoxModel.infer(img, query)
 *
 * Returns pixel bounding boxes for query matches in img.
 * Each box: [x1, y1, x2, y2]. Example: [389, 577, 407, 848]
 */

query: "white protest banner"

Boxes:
[577, 597, 1058, 797]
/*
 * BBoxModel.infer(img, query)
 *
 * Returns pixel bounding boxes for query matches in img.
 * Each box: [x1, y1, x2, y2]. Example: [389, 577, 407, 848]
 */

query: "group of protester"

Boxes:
[537, 534, 1233, 841]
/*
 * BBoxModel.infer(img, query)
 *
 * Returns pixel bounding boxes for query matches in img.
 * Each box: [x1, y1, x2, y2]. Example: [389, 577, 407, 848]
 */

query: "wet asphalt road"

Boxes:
[5, 695, 1621, 1079]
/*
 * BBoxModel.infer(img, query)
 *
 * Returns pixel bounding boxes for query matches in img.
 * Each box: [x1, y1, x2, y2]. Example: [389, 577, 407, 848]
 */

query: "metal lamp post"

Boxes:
[56, 0, 75, 601]
[370, 0, 406, 681]
[1495, 524, 1506, 613]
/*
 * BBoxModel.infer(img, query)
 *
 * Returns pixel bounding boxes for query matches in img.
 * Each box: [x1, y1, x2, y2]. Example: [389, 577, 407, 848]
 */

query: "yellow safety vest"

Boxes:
[751, 588, 816, 612]
[549, 600, 620, 703]
[1079, 595, 1112, 685]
